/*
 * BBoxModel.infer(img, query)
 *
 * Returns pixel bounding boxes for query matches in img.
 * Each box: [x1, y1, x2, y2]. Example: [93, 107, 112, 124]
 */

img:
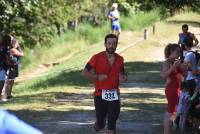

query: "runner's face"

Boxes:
[182, 27, 188, 33]
[112, 7, 116, 10]
[105, 38, 117, 54]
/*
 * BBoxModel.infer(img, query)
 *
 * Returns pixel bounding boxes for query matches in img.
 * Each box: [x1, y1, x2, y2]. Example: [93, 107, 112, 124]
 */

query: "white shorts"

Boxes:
[0, 69, 6, 81]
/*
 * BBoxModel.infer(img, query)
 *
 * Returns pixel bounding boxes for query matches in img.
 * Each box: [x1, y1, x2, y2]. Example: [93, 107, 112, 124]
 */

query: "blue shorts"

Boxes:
[112, 25, 121, 31]
[0, 69, 6, 81]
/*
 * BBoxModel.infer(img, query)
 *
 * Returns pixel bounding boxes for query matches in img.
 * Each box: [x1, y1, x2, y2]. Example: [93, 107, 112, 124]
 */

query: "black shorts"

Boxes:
[8, 65, 19, 79]
[186, 79, 196, 96]
[94, 96, 120, 130]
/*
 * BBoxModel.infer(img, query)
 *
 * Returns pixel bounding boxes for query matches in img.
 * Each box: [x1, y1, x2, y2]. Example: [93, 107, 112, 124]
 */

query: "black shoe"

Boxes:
[7, 95, 13, 99]
[94, 123, 100, 132]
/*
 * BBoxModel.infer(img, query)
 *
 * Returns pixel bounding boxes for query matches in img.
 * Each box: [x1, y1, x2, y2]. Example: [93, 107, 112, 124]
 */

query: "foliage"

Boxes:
[1, 0, 199, 49]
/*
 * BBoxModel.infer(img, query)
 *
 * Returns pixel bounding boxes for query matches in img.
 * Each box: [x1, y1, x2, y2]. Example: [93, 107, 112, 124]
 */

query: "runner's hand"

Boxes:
[173, 60, 181, 68]
[195, 104, 200, 109]
[119, 74, 128, 82]
[97, 74, 108, 81]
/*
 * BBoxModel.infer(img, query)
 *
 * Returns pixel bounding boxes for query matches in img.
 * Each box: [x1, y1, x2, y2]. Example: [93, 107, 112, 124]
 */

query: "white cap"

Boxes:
[112, 3, 118, 8]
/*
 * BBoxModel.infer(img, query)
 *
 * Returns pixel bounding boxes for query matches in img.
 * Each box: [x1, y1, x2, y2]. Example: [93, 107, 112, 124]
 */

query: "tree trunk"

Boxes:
[55, 22, 61, 36]
[67, 18, 78, 31]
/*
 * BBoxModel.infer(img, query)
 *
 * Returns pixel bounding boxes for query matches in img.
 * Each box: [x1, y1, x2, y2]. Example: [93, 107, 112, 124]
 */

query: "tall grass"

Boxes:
[77, 22, 110, 44]
[121, 9, 161, 31]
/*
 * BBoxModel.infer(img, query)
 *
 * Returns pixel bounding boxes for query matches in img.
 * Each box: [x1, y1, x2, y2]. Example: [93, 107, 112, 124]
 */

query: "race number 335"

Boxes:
[102, 89, 119, 101]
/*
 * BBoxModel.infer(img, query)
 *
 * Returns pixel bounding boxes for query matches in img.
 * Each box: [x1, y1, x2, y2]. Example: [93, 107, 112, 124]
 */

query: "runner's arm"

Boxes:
[107, 12, 118, 20]
[192, 69, 200, 75]
[119, 67, 128, 82]
[108, 14, 117, 20]
[192, 34, 199, 46]
[178, 34, 181, 45]
[178, 63, 188, 78]
[82, 63, 98, 79]
[10, 48, 24, 57]
[82, 63, 108, 81]
[161, 60, 180, 79]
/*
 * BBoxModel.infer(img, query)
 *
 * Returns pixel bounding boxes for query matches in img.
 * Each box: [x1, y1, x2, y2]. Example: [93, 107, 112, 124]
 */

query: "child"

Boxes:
[184, 53, 200, 130]
[175, 82, 190, 131]
[190, 55, 200, 102]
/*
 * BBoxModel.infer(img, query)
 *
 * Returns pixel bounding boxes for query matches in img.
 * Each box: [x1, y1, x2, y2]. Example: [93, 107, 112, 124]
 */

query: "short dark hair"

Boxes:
[2, 34, 12, 47]
[164, 43, 181, 59]
[104, 34, 118, 45]
[182, 24, 188, 30]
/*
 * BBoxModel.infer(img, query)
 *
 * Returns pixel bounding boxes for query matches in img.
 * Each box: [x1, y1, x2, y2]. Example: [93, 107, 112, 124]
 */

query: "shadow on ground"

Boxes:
[23, 61, 163, 91]
[125, 61, 163, 85]
[4, 90, 166, 134]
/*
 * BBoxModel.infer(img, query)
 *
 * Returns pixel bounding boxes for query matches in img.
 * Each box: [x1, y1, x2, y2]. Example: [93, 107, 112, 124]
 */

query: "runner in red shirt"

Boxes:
[82, 34, 127, 134]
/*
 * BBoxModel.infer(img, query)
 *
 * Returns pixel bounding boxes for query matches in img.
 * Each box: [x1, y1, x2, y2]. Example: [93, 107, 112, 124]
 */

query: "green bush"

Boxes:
[77, 23, 110, 44]
[121, 9, 161, 31]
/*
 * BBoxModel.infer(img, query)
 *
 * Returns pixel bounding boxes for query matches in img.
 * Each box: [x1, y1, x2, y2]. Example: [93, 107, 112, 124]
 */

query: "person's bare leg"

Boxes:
[179, 114, 184, 130]
[112, 30, 117, 35]
[0, 80, 5, 99]
[117, 30, 121, 43]
[117, 29, 121, 37]
[6, 79, 14, 97]
[107, 130, 115, 134]
[164, 112, 173, 134]
[181, 114, 187, 131]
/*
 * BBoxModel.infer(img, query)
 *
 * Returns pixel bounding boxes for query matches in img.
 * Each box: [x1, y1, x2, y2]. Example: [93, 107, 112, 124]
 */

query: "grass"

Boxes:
[121, 9, 161, 31]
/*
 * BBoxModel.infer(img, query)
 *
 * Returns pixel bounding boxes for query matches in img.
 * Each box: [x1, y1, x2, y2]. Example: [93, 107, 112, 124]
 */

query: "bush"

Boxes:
[121, 9, 161, 31]
[77, 22, 110, 44]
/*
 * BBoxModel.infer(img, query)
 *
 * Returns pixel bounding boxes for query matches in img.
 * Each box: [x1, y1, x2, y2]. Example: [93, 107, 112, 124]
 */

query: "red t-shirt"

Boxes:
[88, 51, 124, 96]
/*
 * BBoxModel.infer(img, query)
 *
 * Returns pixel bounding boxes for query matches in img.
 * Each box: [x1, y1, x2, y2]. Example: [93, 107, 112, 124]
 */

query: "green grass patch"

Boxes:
[121, 9, 161, 31]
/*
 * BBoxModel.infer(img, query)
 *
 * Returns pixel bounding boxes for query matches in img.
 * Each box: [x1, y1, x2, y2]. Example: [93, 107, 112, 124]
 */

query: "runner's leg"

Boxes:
[94, 96, 108, 131]
[107, 100, 120, 134]
[164, 112, 175, 134]
[6, 79, 14, 98]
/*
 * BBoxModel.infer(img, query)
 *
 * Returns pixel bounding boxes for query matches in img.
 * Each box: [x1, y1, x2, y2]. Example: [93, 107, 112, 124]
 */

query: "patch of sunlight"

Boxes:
[3, 103, 49, 111]
[120, 88, 165, 94]
[57, 120, 94, 125]
[168, 12, 200, 22]
[48, 105, 95, 111]
[122, 99, 166, 104]
[121, 107, 140, 111]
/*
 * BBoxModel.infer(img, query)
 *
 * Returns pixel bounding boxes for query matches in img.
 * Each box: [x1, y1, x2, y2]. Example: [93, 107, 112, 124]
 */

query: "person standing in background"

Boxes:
[108, 3, 121, 39]
[5, 37, 24, 99]
[0, 38, 7, 100]
[178, 24, 198, 63]
[161, 44, 186, 134]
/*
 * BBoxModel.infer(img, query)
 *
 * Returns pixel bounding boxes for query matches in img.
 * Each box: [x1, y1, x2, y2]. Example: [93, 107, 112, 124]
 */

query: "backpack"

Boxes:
[193, 51, 200, 65]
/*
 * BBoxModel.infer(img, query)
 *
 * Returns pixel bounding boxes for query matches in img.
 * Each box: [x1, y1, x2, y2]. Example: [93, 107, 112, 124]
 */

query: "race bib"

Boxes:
[102, 89, 119, 101]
